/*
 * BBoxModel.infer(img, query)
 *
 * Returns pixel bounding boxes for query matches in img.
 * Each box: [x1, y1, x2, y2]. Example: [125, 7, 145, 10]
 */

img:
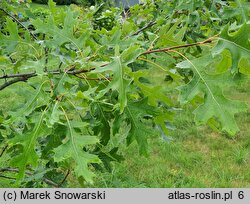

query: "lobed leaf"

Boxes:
[213, 23, 250, 74]
[177, 54, 248, 135]
[53, 108, 100, 183]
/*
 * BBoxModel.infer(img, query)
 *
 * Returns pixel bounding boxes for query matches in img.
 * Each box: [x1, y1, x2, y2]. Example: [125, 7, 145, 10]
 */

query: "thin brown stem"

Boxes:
[0, 167, 59, 187]
[0, 36, 215, 91]
[74, 74, 112, 81]
[0, 145, 8, 157]
[0, 77, 30, 91]
[142, 38, 215, 55]
[0, 8, 37, 40]
[131, 20, 156, 36]
[58, 169, 70, 187]
[0, 72, 36, 80]
[0, 66, 106, 91]
[0, 174, 16, 180]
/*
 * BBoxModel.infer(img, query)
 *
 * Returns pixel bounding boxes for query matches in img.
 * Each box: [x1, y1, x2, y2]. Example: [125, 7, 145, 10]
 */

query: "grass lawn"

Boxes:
[85, 109, 250, 187]
[0, 79, 249, 188]
[71, 81, 250, 188]
[11, 2, 67, 14]
[30, 2, 52, 9]
[30, 2, 69, 9]
[1, 81, 249, 188]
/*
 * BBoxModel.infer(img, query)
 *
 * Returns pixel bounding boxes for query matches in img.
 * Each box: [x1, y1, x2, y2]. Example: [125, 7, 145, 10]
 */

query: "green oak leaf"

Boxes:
[0, 17, 30, 53]
[47, 101, 64, 127]
[4, 81, 50, 125]
[130, 70, 172, 106]
[97, 147, 124, 172]
[125, 98, 159, 155]
[174, 0, 204, 11]
[156, 17, 187, 48]
[176, 54, 248, 135]
[239, 58, 250, 76]
[9, 111, 50, 180]
[154, 112, 174, 138]
[48, 0, 57, 15]
[223, 0, 250, 23]
[213, 23, 250, 74]
[120, 45, 144, 65]
[95, 57, 131, 113]
[32, 9, 89, 49]
[91, 102, 112, 146]
[95, 45, 143, 113]
[53, 110, 100, 183]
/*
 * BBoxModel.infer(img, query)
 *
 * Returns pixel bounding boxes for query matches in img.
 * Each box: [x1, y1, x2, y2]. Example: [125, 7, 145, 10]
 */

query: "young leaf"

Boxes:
[94, 45, 144, 113]
[32, 9, 89, 50]
[96, 57, 131, 113]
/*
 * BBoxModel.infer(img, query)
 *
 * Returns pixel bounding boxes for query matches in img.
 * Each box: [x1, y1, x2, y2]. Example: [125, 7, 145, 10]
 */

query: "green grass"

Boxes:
[83, 107, 250, 188]
[30, 2, 70, 10]
[30, 3, 52, 9]
[1, 82, 249, 188]
[11, 2, 67, 15]
[81, 80, 250, 188]
[72, 79, 250, 188]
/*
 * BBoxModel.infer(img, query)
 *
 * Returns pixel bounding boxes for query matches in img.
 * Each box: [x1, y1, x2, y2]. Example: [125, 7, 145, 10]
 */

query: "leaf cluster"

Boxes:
[0, 0, 249, 186]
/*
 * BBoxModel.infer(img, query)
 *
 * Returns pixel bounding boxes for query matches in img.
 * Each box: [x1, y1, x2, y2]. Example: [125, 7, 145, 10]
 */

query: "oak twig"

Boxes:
[131, 20, 157, 36]
[74, 74, 112, 81]
[142, 38, 214, 55]
[58, 170, 70, 187]
[0, 36, 215, 91]
[0, 67, 97, 91]
[0, 168, 59, 187]
[0, 72, 37, 80]
[0, 8, 37, 40]
[0, 174, 16, 180]
[0, 145, 8, 157]
[0, 77, 30, 91]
